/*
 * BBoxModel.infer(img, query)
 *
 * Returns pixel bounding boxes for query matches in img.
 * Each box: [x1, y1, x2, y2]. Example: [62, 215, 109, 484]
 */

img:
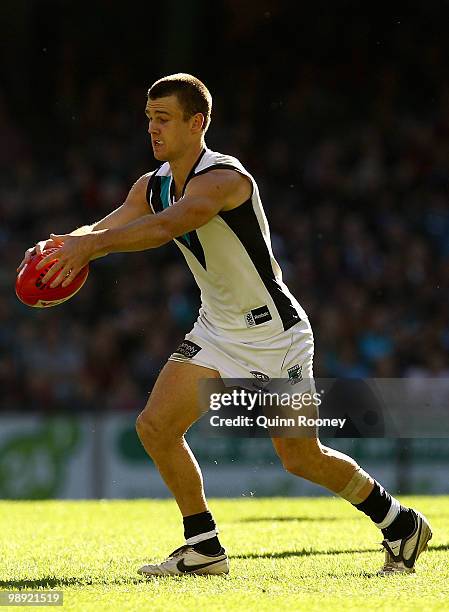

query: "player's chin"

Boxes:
[152, 147, 168, 161]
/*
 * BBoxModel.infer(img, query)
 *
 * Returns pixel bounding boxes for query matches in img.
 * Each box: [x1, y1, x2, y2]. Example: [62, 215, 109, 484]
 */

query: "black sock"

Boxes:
[183, 511, 222, 555]
[354, 481, 393, 523]
[194, 536, 222, 555]
[354, 481, 415, 540]
[382, 508, 416, 541]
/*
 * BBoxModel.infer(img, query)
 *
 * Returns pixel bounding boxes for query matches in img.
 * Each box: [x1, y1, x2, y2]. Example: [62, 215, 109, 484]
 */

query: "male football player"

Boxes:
[19, 73, 432, 576]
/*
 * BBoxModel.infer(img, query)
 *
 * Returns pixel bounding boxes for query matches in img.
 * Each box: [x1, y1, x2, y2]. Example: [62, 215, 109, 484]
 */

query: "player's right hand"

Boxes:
[17, 238, 59, 273]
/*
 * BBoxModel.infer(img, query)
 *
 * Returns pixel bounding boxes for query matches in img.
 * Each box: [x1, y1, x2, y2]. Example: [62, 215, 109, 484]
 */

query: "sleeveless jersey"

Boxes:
[145, 148, 307, 340]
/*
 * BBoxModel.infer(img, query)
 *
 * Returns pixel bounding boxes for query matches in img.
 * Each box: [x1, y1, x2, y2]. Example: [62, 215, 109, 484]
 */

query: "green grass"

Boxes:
[0, 497, 448, 611]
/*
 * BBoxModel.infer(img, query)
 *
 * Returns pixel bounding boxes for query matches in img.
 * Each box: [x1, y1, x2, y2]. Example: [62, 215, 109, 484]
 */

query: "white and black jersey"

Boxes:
[146, 148, 307, 341]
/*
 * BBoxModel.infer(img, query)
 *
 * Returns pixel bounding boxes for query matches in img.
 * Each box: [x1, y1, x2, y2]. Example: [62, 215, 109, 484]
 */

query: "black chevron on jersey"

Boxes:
[150, 176, 164, 213]
[174, 232, 207, 270]
[219, 200, 300, 331]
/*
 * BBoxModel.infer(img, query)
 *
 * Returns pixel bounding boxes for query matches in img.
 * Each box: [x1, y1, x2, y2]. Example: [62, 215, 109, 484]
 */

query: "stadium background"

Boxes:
[1, 0, 448, 499]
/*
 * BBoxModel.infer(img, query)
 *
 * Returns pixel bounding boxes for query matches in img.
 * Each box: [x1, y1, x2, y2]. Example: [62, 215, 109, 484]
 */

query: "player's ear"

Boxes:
[191, 112, 205, 134]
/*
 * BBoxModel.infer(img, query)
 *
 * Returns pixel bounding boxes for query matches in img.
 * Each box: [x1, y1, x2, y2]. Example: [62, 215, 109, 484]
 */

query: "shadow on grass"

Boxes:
[233, 542, 448, 560]
[326, 571, 379, 579]
[427, 543, 449, 551]
[0, 577, 143, 589]
[232, 548, 380, 559]
[238, 516, 343, 523]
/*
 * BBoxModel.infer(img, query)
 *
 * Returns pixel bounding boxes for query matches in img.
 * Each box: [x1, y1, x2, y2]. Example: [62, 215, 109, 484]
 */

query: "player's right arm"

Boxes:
[17, 173, 153, 272]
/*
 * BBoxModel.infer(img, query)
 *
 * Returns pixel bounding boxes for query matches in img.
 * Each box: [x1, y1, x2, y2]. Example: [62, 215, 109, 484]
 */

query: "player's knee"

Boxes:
[136, 411, 165, 452]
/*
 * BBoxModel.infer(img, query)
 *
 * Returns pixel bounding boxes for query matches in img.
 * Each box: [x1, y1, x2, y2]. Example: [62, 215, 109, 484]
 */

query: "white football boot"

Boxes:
[138, 544, 229, 576]
[378, 510, 432, 575]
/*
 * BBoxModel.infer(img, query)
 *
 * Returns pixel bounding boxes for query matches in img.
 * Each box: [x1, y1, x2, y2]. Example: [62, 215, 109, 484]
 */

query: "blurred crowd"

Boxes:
[1, 2, 448, 412]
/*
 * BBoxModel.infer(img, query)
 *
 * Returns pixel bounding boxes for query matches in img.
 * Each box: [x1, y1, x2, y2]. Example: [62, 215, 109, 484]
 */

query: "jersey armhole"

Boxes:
[193, 164, 254, 199]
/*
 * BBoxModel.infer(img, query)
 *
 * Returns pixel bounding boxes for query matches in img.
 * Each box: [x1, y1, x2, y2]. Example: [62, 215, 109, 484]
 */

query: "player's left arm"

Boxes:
[38, 170, 251, 287]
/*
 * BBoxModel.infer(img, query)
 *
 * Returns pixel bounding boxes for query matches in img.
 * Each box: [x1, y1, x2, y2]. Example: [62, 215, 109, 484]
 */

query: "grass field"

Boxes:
[1, 496, 448, 611]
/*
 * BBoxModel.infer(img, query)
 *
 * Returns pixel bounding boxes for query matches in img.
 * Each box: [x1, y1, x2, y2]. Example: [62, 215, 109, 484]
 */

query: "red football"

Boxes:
[15, 248, 89, 308]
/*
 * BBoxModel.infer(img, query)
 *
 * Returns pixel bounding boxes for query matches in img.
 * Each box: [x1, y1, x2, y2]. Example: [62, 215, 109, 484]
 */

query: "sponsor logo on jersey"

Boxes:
[172, 340, 202, 360]
[287, 364, 303, 385]
[244, 305, 272, 328]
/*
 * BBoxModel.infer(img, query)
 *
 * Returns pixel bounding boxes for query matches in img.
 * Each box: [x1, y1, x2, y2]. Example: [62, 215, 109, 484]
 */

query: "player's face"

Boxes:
[146, 95, 198, 161]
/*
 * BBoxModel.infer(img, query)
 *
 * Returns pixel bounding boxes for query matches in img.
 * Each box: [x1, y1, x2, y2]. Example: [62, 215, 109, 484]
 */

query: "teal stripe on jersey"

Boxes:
[160, 176, 191, 246]
[160, 176, 171, 209]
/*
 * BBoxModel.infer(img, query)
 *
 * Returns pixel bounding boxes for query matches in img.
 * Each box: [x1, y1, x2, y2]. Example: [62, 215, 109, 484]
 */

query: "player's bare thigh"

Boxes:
[136, 360, 220, 439]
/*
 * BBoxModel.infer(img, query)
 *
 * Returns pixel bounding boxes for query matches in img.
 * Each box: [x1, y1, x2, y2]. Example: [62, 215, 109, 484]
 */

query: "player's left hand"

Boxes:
[36, 233, 96, 288]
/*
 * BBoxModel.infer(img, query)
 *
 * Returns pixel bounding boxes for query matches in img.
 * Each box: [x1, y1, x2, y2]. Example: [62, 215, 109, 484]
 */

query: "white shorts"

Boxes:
[169, 317, 315, 390]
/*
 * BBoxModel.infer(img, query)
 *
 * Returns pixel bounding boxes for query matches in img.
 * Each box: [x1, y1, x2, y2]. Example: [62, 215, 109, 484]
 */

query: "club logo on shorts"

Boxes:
[250, 371, 270, 382]
[172, 340, 202, 360]
[244, 305, 272, 328]
[287, 364, 303, 385]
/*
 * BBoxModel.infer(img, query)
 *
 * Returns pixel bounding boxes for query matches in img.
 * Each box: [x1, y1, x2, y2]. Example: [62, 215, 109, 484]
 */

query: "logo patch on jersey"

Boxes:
[244, 305, 272, 328]
[250, 371, 270, 382]
[172, 340, 202, 360]
[287, 364, 303, 385]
